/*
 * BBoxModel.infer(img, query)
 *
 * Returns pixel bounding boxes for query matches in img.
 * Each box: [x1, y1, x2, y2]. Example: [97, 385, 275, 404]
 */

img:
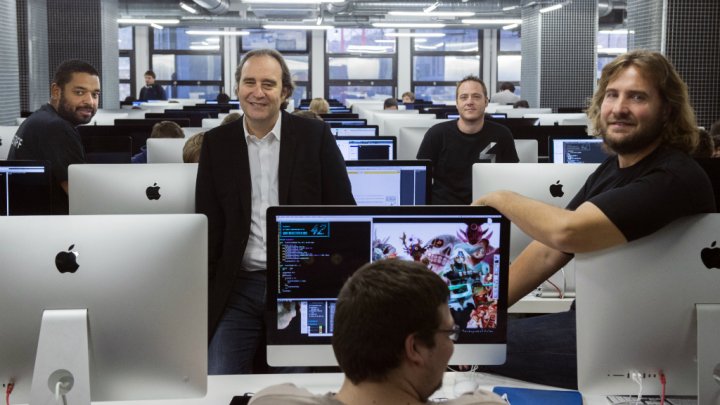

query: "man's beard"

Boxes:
[57, 94, 96, 125]
[602, 120, 663, 155]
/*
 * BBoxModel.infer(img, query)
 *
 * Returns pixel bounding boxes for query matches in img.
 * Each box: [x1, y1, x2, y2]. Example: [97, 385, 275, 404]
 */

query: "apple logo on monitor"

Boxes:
[549, 180, 564, 198]
[701, 241, 720, 269]
[55, 244, 79, 273]
[146, 182, 161, 200]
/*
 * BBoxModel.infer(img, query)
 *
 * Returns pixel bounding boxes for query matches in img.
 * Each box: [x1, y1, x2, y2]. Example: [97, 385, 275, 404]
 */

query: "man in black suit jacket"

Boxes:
[196, 49, 355, 374]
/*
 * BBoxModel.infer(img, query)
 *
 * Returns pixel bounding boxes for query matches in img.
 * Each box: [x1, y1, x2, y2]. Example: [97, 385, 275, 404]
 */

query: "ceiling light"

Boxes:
[502, 23, 519, 30]
[150, 23, 164, 30]
[347, 45, 393, 53]
[316, 16, 323, 25]
[179, 2, 198, 14]
[117, 18, 180, 24]
[186, 30, 250, 36]
[242, 0, 344, 3]
[190, 44, 221, 50]
[502, 5, 519, 11]
[388, 11, 475, 17]
[385, 32, 445, 38]
[423, 1, 440, 13]
[372, 22, 445, 28]
[461, 19, 522, 25]
[598, 29, 629, 34]
[263, 24, 335, 30]
[539, 3, 564, 13]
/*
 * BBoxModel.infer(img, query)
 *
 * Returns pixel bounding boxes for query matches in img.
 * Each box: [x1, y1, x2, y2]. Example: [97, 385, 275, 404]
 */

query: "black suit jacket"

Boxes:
[196, 111, 356, 337]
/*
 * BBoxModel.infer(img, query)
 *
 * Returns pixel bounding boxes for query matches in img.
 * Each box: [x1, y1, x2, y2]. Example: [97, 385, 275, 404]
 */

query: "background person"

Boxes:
[417, 75, 519, 205]
[8, 59, 100, 214]
[308, 97, 330, 115]
[183, 131, 204, 163]
[250, 260, 505, 405]
[383, 97, 399, 110]
[196, 48, 355, 375]
[401, 91, 416, 103]
[490, 82, 520, 105]
[138, 70, 167, 101]
[131, 120, 184, 163]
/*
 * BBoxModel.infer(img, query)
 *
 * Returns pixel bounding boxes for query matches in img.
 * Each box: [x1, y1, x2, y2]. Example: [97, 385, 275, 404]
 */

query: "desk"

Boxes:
[14, 372, 603, 404]
[509, 294, 574, 314]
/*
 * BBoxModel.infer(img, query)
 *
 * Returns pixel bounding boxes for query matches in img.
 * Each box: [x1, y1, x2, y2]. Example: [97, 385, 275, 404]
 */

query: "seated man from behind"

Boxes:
[132, 120, 184, 163]
[490, 82, 520, 105]
[383, 97, 399, 110]
[250, 260, 505, 405]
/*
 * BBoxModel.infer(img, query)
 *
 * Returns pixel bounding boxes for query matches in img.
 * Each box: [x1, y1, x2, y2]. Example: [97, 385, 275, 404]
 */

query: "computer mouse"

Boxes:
[453, 375, 479, 396]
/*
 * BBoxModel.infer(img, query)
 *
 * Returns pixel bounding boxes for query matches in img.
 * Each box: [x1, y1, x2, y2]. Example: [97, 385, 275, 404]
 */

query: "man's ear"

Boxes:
[50, 83, 61, 102]
[404, 334, 426, 367]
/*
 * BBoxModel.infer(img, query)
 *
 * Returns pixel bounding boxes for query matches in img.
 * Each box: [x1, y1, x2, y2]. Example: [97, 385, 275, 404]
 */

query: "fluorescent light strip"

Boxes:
[150, 23, 164, 30]
[385, 32, 445, 38]
[388, 11, 475, 17]
[372, 22, 445, 28]
[186, 30, 250, 36]
[263, 24, 334, 30]
[598, 29, 629, 34]
[502, 5, 519, 11]
[539, 3, 564, 13]
[347, 45, 393, 52]
[461, 19, 522, 25]
[190, 44, 220, 50]
[502, 23, 519, 30]
[117, 18, 180, 24]
[179, 2, 198, 14]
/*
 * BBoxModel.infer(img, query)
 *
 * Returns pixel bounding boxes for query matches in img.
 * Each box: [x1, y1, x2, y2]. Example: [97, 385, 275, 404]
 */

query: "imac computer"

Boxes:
[550, 137, 609, 164]
[576, 214, 720, 403]
[335, 136, 396, 160]
[0, 214, 207, 404]
[330, 125, 379, 137]
[345, 160, 431, 205]
[266, 205, 510, 367]
[0, 160, 52, 215]
[147, 138, 187, 163]
[472, 163, 599, 263]
[68, 163, 198, 214]
[397, 127, 428, 160]
[82, 135, 132, 163]
[514, 139, 539, 163]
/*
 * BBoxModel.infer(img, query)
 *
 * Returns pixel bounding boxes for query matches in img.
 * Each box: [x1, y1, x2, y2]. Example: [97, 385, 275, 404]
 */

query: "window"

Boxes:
[239, 30, 311, 109]
[118, 26, 134, 102]
[597, 30, 628, 78]
[411, 29, 481, 103]
[497, 29, 521, 96]
[150, 27, 224, 100]
[326, 28, 397, 104]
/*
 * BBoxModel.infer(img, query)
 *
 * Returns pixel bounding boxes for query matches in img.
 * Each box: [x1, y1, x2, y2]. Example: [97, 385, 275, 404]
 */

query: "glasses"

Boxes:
[436, 324, 461, 342]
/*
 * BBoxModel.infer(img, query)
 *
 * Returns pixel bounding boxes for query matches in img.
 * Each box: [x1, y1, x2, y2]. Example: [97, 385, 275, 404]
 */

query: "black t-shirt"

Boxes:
[139, 83, 167, 101]
[8, 104, 85, 214]
[566, 146, 716, 241]
[417, 119, 519, 205]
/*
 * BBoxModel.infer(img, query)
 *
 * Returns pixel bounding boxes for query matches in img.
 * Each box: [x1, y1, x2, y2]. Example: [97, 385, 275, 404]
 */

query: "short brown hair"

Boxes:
[236, 49, 295, 110]
[150, 121, 184, 139]
[183, 132, 205, 163]
[308, 98, 329, 115]
[291, 110, 322, 121]
[221, 112, 242, 125]
[332, 260, 448, 384]
[456, 75, 488, 101]
[401, 91, 415, 102]
[144, 70, 156, 79]
[587, 50, 698, 154]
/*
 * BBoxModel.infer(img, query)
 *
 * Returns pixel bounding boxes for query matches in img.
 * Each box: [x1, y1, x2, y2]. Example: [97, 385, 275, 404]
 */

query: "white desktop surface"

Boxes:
[12, 372, 599, 405]
[509, 294, 574, 314]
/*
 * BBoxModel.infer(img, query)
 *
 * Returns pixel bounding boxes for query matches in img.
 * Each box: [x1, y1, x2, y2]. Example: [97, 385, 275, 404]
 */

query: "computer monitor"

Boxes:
[335, 136, 396, 160]
[575, 214, 720, 402]
[82, 135, 132, 163]
[0, 160, 52, 215]
[68, 163, 198, 214]
[330, 125, 379, 137]
[472, 163, 599, 262]
[0, 125, 19, 159]
[147, 138, 187, 163]
[266, 205, 510, 367]
[550, 137, 609, 164]
[0, 214, 207, 403]
[397, 127, 428, 160]
[345, 160, 431, 205]
[326, 119, 368, 126]
[514, 139, 539, 163]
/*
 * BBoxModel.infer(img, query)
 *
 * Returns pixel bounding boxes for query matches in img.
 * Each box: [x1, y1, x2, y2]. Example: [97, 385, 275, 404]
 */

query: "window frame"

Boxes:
[324, 29, 398, 102]
[496, 28, 522, 95]
[411, 28, 483, 102]
[119, 26, 135, 102]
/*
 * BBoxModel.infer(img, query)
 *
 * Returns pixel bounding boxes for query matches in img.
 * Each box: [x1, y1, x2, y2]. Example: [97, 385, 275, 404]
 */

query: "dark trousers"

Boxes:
[479, 307, 577, 389]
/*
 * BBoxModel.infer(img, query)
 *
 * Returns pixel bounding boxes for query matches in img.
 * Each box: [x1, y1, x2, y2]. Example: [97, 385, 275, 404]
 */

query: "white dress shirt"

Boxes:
[241, 116, 281, 271]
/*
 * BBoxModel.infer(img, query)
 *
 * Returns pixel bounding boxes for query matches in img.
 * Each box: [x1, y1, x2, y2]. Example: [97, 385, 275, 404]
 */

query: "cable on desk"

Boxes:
[5, 380, 14, 405]
[630, 371, 643, 404]
[659, 371, 666, 405]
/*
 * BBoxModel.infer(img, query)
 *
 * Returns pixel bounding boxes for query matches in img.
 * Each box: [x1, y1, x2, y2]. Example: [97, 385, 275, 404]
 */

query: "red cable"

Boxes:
[659, 371, 666, 405]
[5, 381, 14, 405]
